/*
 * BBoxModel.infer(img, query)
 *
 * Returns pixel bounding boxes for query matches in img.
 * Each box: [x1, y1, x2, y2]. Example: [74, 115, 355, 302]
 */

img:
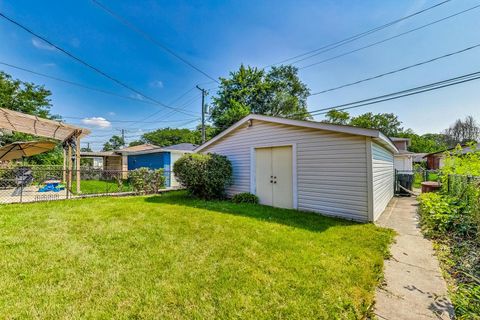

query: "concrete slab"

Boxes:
[375, 197, 455, 320]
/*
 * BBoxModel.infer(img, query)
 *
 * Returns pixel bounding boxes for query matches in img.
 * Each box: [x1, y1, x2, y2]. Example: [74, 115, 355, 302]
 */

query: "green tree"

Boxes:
[0, 71, 56, 119]
[399, 130, 448, 153]
[323, 110, 403, 136]
[128, 140, 144, 147]
[141, 128, 197, 146]
[103, 135, 125, 151]
[0, 71, 63, 164]
[209, 65, 310, 133]
[324, 110, 350, 125]
[349, 112, 403, 136]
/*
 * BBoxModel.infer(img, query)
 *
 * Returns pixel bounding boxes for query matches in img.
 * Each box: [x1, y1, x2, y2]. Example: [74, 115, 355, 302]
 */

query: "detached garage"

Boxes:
[195, 114, 398, 222]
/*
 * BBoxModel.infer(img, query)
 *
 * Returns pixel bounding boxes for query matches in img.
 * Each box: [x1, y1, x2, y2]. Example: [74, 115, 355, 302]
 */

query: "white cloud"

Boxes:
[31, 38, 55, 51]
[130, 93, 146, 100]
[150, 80, 164, 88]
[81, 117, 111, 129]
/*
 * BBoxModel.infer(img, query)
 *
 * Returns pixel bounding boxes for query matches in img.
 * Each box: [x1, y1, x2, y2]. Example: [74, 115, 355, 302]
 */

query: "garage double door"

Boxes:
[255, 146, 293, 209]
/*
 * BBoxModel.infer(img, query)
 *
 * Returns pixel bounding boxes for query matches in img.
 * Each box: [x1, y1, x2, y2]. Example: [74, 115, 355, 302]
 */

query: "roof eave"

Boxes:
[195, 114, 399, 153]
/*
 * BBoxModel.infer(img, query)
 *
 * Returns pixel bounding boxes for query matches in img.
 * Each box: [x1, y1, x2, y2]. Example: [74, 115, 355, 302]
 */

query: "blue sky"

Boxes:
[1, 0, 479, 150]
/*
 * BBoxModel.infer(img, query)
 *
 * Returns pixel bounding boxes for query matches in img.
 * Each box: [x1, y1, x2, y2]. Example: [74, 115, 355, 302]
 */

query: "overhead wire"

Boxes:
[304, 71, 480, 116]
[91, 0, 219, 84]
[298, 3, 480, 70]
[309, 43, 480, 95]
[0, 11, 198, 117]
[265, 0, 452, 68]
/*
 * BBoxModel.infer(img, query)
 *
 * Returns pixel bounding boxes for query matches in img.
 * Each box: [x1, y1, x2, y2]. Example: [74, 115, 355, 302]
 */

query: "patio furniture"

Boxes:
[12, 167, 33, 196]
[38, 179, 64, 193]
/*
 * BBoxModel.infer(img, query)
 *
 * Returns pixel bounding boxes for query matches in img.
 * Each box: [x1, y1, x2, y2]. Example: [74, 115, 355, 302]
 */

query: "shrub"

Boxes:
[232, 192, 259, 204]
[129, 168, 166, 194]
[173, 153, 232, 199]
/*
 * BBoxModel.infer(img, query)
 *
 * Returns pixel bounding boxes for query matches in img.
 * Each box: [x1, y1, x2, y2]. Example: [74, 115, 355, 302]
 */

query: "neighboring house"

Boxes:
[424, 143, 480, 169]
[195, 114, 398, 222]
[413, 153, 427, 165]
[390, 137, 413, 172]
[80, 143, 196, 187]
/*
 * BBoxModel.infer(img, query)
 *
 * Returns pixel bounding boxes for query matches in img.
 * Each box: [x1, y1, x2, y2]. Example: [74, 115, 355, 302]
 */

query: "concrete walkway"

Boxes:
[375, 196, 455, 320]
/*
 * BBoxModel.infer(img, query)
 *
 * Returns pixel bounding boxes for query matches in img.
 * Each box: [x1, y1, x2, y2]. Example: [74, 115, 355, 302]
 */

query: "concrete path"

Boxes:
[375, 196, 455, 320]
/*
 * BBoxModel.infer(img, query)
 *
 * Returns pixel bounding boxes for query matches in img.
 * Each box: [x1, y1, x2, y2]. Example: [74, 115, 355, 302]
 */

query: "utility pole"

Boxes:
[121, 129, 126, 147]
[196, 85, 208, 144]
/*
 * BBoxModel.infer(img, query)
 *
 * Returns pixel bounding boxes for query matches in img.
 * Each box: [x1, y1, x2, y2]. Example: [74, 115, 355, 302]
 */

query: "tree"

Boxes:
[209, 65, 310, 133]
[443, 115, 480, 147]
[128, 140, 144, 147]
[103, 135, 125, 151]
[323, 110, 403, 136]
[349, 112, 403, 136]
[141, 128, 197, 147]
[398, 130, 448, 153]
[0, 71, 56, 119]
[324, 110, 350, 125]
[0, 71, 63, 164]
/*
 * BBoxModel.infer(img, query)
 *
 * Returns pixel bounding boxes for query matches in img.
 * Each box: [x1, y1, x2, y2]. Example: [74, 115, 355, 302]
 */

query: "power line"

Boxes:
[63, 116, 197, 123]
[123, 88, 201, 129]
[305, 70, 480, 116]
[309, 43, 480, 95]
[266, 0, 452, 68]
[0, 11, 198, 117]
[298, 4, 480, 70]
[0, 61, 170, 106]
[91, 0, 219, 84]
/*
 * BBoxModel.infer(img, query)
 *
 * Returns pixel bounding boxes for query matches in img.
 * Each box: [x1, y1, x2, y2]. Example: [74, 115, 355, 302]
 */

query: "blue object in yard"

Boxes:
[127, 152, 172, 187]
[38, 182, 64, 193]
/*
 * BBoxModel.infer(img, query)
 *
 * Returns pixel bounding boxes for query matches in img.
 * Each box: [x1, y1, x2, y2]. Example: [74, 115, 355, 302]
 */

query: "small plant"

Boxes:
[129, 168, 165, 194]
[232, 192, 259, 204]
[173, 153, 232, 199]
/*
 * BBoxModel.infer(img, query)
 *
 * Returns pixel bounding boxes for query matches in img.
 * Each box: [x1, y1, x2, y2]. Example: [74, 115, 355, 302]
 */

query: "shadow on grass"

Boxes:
[144, 191, 360, 233]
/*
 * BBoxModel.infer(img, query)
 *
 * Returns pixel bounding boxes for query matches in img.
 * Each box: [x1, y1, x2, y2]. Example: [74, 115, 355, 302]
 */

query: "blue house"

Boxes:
[121, 143, 196, 187]
[81, 143, 196, 187]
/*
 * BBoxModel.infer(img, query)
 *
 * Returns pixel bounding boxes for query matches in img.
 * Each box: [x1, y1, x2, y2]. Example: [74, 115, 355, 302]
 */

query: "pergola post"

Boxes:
[75, 133, 81, 194]
[67, 143, 73, 192]
[62, 147, 67, 182]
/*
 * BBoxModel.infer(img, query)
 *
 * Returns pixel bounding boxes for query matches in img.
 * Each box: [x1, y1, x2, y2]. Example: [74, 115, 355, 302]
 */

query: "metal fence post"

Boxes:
[447, 174, 451, 194]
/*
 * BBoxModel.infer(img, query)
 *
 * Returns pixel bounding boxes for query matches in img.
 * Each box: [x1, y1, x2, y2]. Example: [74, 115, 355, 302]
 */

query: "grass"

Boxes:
[72, 179, 133, 194]
[0, 191, 394, 319]
[413, 172, 440, 188]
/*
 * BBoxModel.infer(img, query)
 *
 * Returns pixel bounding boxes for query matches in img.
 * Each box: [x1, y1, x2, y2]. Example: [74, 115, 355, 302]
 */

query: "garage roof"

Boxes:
[196, 114, 398, 153]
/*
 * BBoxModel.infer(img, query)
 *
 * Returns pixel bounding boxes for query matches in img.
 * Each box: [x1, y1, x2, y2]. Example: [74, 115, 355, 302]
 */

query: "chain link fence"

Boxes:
[0, 166, 175, 204]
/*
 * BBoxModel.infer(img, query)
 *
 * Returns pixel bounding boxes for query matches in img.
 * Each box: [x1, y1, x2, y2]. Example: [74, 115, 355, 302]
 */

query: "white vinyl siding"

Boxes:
[372, 142, 394, 219]
[201, 120, 370, 221]
[394, 154, 413, 172]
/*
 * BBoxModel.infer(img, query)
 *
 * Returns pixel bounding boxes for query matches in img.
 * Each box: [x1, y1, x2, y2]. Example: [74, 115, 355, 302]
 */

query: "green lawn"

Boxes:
[72, 179, 133, 194]
[0, 191, 394, 319]
[413, 172, 440, 188]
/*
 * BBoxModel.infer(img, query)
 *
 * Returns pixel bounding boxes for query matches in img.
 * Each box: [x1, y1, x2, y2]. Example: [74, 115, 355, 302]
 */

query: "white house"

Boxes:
[390, 137, 413, 172]
[196, 114, 398, 222]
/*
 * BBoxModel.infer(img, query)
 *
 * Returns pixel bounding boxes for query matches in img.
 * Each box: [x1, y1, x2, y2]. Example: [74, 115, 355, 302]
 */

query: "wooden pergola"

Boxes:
[0, 107, 91, 193]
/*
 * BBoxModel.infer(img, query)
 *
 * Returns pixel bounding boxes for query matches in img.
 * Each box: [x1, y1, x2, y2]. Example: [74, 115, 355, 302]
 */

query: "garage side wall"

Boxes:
[371, 142, 394, 220]
[201, 120, 370, 221]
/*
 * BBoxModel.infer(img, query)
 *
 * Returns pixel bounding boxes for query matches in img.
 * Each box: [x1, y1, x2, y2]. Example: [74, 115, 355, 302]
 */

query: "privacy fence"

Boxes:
[0, 166, 174, 204]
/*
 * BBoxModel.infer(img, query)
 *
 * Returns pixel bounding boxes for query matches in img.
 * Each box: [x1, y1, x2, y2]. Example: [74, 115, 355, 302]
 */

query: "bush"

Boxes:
[232, 192, 259, 204]
[129, 168, 166, 194]
[173, 153, 232, 199]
